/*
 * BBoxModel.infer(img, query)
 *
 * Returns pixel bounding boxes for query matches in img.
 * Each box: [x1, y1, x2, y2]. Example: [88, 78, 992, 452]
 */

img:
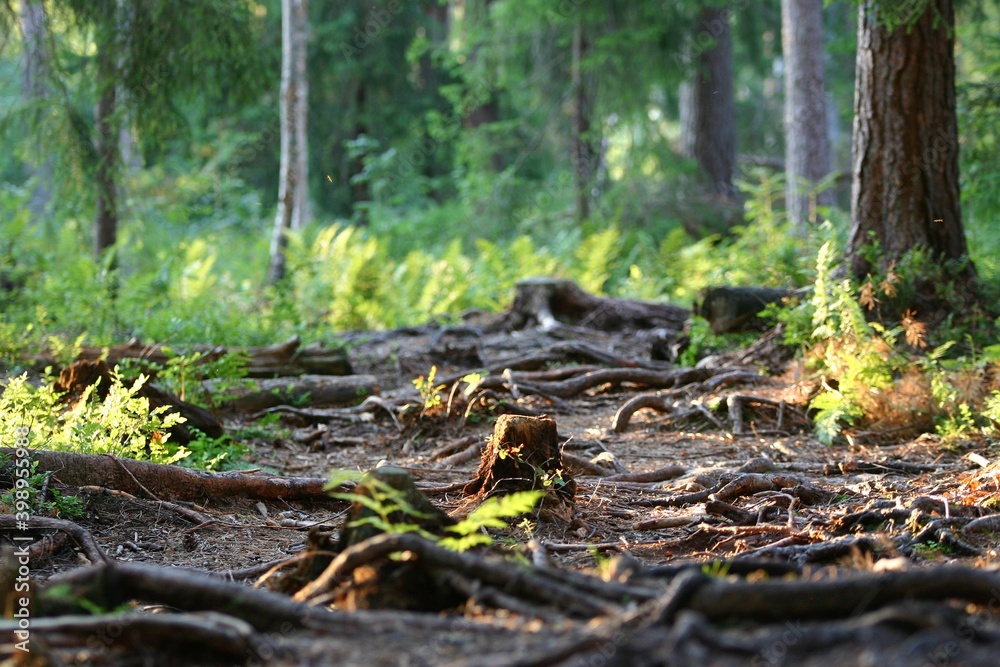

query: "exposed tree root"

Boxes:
[0, 448, 335, 502]
[0, 514, 109, 564]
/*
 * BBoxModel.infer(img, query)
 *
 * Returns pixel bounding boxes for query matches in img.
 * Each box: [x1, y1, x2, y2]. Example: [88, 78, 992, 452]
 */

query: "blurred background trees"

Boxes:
[0, 0, 996, 345]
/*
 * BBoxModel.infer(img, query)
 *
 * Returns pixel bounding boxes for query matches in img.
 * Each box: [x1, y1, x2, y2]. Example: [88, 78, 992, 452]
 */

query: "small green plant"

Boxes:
[0, 456, 85, 519]
[438, 491, 546, 551]
[0, 371, 188, 465]
[413, 365, 445, 412]
[178, 429, 249, 471]
[326, 469, 543, 552]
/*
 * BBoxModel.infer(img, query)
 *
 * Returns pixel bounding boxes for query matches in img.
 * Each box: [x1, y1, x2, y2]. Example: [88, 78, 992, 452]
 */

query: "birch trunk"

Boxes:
[269, 0, 311, 284]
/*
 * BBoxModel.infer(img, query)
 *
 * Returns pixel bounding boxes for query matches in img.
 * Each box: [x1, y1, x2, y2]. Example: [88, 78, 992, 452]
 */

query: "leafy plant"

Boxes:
[325, 469, 544, 552]
[0, 456, 84, 519]
[0, 370, 188, 465]
[413, 365, 445, 413]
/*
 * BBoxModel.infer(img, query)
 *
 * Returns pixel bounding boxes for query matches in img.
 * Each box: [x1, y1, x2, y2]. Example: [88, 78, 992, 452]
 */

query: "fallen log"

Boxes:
[0, 448, 333, 502]
[492, 278, 689, 333]
[207, 374, 380, 411]
[38, 335, 351, 378]
[694, 286, 793, 334]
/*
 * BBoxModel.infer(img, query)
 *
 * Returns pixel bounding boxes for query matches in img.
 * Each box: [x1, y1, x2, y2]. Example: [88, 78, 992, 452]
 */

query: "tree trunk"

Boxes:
[681, 6, 738, 201]
[268, 0, 311, 284]
[93, 45, 119, 261]
[781, 0, 833, 232]
[570, 20, 594, 224]
[19, 0, 53, 215]
[847, 0, 975, 291]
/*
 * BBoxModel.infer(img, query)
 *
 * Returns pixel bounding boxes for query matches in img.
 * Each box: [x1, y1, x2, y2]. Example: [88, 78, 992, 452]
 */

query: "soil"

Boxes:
[4, 312, 1000, 666]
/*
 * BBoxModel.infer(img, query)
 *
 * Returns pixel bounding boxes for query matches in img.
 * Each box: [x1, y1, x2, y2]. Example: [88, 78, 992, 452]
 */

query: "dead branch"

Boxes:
[209, 374, 380, 411]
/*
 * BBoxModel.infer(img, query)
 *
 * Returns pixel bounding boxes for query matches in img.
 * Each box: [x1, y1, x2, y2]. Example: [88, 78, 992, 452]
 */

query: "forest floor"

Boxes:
[5, 296, 1000, 666]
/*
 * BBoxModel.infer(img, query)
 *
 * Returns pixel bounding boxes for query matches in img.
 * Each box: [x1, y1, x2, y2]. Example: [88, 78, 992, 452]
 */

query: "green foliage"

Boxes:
[438, 491, 546, 552]
[326, 469, 544, 552]
[413, 366, 445, 412]
[0, 456, 84, 519]
[0, 370, 201, 466]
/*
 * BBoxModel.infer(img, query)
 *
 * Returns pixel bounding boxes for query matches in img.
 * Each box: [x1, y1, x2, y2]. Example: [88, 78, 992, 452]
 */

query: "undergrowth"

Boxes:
[776, 228, 1000, 445]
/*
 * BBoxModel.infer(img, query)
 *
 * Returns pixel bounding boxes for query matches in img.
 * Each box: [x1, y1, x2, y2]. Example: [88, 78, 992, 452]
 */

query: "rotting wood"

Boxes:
[694, 286, 794, 334]
[463, 414, 576, 508]
[0, 448, 335, 502]
[208, 374, 379, 411]
[41, 335, 351, 378]
[490, 277, 689, 334]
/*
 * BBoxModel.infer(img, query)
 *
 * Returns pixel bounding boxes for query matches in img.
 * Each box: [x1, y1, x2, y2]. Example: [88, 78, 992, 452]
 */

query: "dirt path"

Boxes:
[4, 317, 1000, 666]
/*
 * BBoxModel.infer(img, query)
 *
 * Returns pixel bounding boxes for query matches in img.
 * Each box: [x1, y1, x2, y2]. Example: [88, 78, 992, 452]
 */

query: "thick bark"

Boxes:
[570, 21, 595, 223]
[268, 0, 311, 284]
[848, 0, 974, 289]
[781, 0, 833, 232]
[680, 6, 738, 201]
[18, 0, 53, 214]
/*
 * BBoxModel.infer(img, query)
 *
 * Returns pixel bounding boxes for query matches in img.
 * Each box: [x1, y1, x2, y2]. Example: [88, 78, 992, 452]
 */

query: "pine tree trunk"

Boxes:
[570, 20, 594, 224]
[19, 0, 52, 215]
[269, 0, 310, 284]
[781, 0, 833, 232]
[847, 0, 974, 289]
[93, 47, 119, 260]
[682, 6, 738, 201]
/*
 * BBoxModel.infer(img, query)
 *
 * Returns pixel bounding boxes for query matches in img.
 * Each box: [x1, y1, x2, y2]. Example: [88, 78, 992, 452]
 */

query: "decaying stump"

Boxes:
[694, 286, 794, 334]
[297, 467, 461, 611]
[498, 278, 689, 333]
[53, 359, 223, 445]
[463, 414, 575, 507]
[339, 467, 456, 550]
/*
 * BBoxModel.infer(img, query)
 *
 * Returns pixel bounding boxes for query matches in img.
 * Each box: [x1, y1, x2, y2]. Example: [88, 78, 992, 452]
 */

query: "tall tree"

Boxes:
[781, 0, 833, 232]
[269, 0, 311, 284]
[570, 20, 595, 224]
[679, 5, 738, 201]
[18, 0, 52, 215]
[16, 0, 264, 261]
[847, 0, 976, 297]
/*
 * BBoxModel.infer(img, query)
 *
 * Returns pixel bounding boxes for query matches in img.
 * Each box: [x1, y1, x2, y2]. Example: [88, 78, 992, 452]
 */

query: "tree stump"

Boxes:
[499, 278, 689, 333]
[463, 415, 575, 507]
[53, 359, 223, 445]
[339, 467, 455, 550]
[695, 286, 794, 334]
[333, 467, 461, 611]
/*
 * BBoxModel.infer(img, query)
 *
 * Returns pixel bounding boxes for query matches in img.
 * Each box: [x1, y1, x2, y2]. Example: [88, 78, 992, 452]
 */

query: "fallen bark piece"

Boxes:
[208, 374, 379, 411]
[463, 414, 576, 507]
[0, 448, 333, 502]
[496, 278, 689, 333]
[53, 358, 224, 444]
